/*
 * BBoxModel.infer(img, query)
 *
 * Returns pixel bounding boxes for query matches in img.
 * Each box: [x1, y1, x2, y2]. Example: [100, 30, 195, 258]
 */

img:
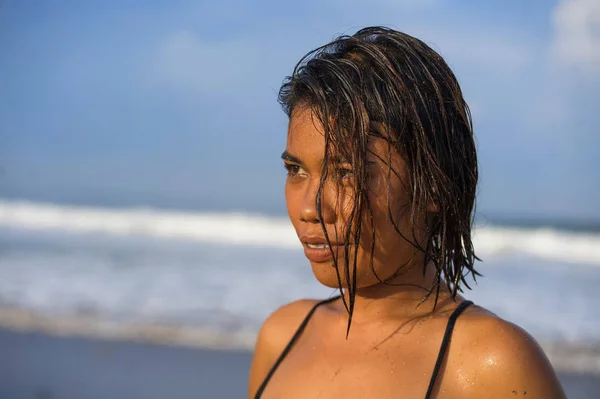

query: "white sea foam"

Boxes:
[474, 226, 600, 265]
[0, 199, 298, 248]
[1, 199, 599, 265]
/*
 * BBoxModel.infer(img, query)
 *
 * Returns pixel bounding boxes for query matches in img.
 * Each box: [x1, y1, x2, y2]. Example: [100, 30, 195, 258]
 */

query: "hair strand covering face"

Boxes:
[279, 27, 480, 336]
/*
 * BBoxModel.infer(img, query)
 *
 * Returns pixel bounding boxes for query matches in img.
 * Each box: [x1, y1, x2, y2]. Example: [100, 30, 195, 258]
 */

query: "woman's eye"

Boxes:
[336, 168, 354, 182]
[284, 164, 302, 177]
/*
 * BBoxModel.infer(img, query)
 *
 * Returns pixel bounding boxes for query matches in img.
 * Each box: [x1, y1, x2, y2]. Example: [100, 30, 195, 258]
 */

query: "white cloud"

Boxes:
[552, 0, 600, 75]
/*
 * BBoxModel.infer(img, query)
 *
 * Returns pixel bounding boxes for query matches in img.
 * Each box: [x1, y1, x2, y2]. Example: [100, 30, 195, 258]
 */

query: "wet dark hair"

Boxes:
[278, 26, 479, 333]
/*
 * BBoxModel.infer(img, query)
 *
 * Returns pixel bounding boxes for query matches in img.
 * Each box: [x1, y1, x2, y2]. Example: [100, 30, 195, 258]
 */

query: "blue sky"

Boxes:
[0, 0, 599, 219]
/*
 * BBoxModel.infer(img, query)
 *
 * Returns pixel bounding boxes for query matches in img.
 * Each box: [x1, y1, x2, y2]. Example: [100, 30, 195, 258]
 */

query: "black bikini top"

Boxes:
[254, 296, 473, 399]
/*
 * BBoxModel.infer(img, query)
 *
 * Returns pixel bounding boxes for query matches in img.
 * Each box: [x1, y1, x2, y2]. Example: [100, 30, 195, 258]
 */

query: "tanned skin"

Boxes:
[248, 107, 566, 399]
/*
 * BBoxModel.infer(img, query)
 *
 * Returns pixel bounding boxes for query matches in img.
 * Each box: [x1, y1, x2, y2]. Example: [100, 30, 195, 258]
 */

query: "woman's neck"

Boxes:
[337, 261, 455, 324]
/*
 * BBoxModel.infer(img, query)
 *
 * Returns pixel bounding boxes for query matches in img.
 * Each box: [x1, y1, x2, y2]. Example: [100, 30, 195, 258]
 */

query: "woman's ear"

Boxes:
[427, 202, 439, 213]
[427, 188, 439, 213]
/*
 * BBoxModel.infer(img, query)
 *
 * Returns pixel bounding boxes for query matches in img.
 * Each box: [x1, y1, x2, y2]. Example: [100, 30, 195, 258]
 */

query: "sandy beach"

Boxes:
[1, 328, 598, 399]
[1, 328, 250, 399]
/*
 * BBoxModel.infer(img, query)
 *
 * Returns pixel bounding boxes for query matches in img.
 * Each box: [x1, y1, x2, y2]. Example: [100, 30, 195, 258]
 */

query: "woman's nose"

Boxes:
[299, 178, 336, 224]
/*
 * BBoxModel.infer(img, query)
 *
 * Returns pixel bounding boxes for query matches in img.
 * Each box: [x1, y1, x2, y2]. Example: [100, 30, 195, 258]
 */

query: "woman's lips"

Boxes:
[299, 234, 351, 263]
[303, 243, 344, 263]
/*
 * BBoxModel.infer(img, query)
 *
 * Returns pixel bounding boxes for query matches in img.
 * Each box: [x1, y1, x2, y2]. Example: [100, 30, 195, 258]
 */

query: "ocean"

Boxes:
[1, 198, 599, 375]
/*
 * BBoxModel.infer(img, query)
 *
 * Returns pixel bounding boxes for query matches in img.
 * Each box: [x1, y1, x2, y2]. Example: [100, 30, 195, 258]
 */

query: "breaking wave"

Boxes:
[1, 199, 599, 265]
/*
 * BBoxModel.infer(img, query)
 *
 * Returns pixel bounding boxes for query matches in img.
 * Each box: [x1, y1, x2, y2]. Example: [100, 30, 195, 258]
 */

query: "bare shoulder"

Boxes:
[445, 304, 566, 398]
[247, 298, 321, 399]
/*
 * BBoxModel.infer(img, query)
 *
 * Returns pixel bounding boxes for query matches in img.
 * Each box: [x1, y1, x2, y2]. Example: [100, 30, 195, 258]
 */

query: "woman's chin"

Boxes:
[309, 261, 348, 288]
[309, 260, 372, 289]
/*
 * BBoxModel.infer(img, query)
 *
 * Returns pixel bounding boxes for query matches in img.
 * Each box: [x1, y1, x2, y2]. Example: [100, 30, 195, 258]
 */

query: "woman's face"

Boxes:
[284, 106, 429, 289]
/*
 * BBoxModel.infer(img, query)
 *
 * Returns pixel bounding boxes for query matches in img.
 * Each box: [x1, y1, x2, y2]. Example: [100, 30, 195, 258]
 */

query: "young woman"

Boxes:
[248, 27, 566, 399]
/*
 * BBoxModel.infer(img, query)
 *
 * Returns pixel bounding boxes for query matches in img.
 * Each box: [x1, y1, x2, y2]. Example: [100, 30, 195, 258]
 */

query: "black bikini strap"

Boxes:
[425, 300, 473, 399]
[254, 295, 341, 399]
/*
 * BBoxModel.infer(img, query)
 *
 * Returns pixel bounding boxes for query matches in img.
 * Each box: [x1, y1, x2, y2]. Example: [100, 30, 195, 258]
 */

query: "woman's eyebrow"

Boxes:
[281, 151, 350, 166]
[281, 151, 303, 164]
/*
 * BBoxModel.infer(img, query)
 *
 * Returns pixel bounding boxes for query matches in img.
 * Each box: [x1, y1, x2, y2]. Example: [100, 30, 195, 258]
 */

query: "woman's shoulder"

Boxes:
[443, 303, 566, 398]
[456, 304, 547, 361]
[248, 298, 324, 398]
[257, 298, 324, 350]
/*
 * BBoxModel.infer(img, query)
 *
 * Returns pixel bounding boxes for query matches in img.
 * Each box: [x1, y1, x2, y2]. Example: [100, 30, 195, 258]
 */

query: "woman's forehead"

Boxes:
[288, 106, 324, 137]
[287, 108, 395, 158]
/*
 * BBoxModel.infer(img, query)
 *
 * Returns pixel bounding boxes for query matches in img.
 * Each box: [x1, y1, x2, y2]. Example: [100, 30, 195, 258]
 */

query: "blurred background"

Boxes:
[0, 0, 599, 398]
